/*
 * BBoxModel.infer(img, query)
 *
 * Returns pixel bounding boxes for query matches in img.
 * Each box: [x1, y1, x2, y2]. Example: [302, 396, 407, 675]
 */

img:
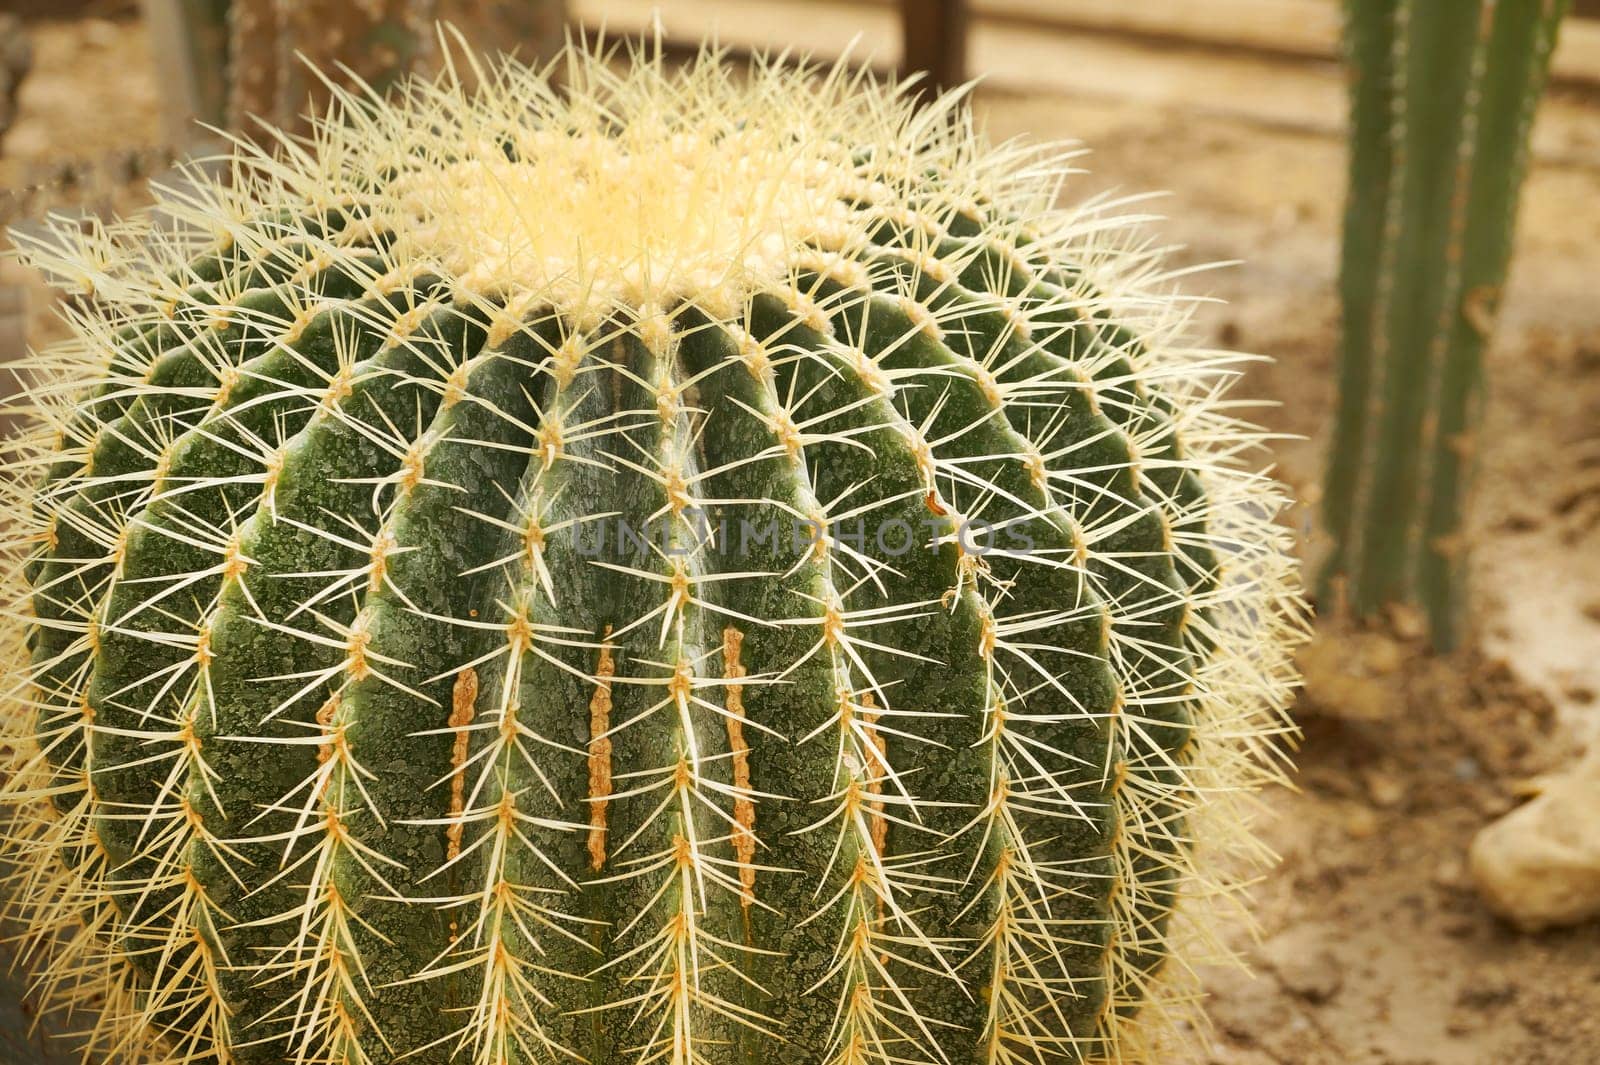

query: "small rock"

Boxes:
[1456, 978, 1517, 1010]
[82, 18, 120, 49]
[1261, 942, 1343, 1004]
[1470, 756, 1600, 931]
[1387, 602, 1426, 641]
[1365, 636, 1404, 675]
[1364, 769, 1407, 808]
[1343, 804, 1379, 839]
[1475, 790, 1513, 818]
[1498, 509, 1542, 533]
[1433, 857, 1466, 890]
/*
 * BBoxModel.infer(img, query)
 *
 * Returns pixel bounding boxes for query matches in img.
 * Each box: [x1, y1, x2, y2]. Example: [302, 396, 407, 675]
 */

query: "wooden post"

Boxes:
[901, 0, 968, 94]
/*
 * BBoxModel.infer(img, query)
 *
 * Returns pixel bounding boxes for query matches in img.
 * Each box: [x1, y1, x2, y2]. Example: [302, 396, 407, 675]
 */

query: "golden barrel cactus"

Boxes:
[1, 43, 1304, 1065]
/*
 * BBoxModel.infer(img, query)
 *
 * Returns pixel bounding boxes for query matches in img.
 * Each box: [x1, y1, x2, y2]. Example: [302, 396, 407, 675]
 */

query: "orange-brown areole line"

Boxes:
[722, 625, 757, 907]
[445, 667, 478, 864]
[314, 693, 340, 800]
[859, 689, 890, 960]
[860, 690, 888, 860]
[587, 626, 616, 872]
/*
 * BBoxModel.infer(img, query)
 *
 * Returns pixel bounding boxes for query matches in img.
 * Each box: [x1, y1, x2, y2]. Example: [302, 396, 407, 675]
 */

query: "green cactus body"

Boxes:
[1, 47, 1302, 1065]
[1322, 0, 1567, 647]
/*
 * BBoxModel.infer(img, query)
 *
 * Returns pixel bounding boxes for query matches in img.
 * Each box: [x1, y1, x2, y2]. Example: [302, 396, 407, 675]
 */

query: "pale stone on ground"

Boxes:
[1470, 753, 1600, 931]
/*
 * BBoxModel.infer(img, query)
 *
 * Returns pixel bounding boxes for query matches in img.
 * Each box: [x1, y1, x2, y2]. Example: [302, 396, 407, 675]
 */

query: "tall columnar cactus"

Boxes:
[0, 46, 1303, 1065]
[1322, 0, 1566, 648]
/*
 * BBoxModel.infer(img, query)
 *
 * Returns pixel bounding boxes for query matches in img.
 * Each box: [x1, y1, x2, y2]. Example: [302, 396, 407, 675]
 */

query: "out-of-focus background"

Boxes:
[2, 3, 1599, 1063]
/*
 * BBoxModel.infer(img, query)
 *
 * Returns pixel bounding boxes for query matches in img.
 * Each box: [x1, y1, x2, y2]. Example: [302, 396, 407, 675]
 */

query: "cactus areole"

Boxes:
[1, 44, 1303, 1065]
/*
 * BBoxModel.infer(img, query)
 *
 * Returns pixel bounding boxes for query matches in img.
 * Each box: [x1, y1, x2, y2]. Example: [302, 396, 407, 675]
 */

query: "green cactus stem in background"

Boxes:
[1322, 0, 1567, 648]
[140, 0, 565, 140]
[1, 44, 1303, 1065]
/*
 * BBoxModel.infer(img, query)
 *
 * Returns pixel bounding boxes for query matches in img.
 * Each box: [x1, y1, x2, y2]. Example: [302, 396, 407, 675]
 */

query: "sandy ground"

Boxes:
[4, 12, 1600, 1065]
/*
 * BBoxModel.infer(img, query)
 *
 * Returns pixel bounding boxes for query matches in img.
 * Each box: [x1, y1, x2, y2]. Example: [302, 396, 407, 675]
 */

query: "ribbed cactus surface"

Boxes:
[1323, 0, 1567, 647]
[1, 47, 1303, 1065]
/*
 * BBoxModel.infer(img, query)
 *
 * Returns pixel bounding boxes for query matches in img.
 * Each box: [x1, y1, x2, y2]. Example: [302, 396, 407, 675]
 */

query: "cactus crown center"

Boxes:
[390, 114, 860, 311]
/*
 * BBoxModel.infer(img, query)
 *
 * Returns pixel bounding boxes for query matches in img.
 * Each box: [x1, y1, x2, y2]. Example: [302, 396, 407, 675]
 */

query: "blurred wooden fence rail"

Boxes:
[573, 0, 1600, 169]
[887, 0, 1600, 91]
[130, 1, 1600, 146]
